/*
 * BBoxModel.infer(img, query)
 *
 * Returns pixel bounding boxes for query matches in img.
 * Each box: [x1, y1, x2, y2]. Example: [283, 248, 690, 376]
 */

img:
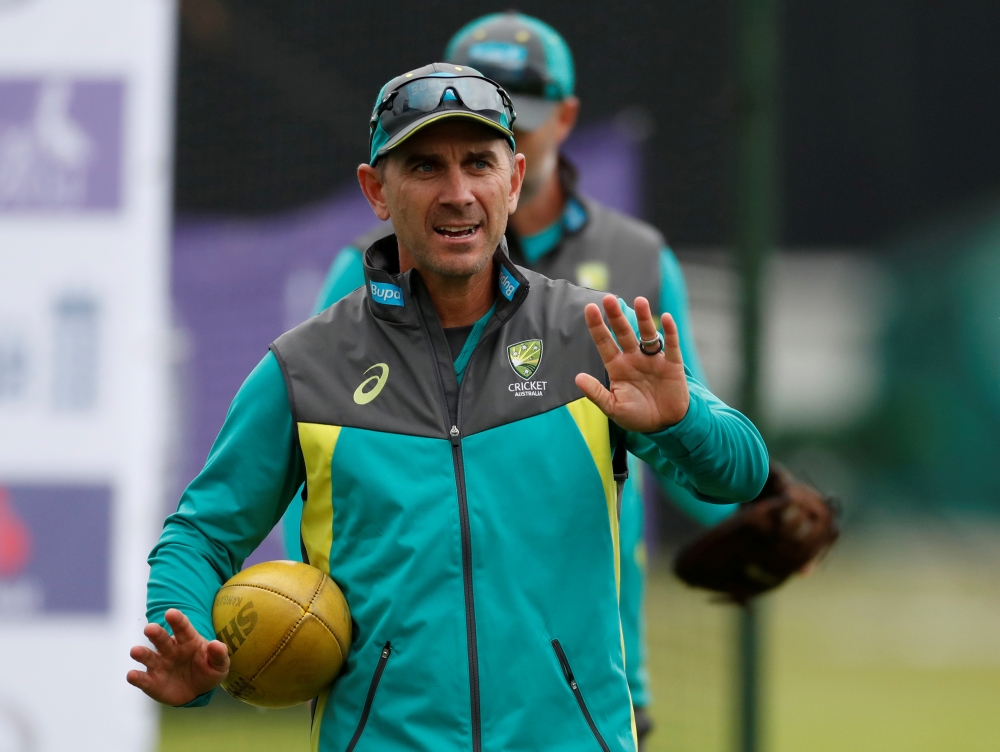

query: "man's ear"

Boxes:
[507, 152, 527, 214]
[358, 163, 391, 221]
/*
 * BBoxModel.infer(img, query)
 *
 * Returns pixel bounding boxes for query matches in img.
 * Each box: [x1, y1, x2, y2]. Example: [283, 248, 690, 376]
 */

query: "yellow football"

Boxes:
[212, 560, 352, 708]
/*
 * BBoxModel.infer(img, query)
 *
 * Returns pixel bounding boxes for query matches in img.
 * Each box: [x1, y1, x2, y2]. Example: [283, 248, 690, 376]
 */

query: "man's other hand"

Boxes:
[576, 295, 690, 433]
[126, 608, 230, 706]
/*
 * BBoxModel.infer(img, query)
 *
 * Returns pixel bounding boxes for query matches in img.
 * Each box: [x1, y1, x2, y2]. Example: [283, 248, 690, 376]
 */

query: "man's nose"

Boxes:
[437, 164, 476, 208]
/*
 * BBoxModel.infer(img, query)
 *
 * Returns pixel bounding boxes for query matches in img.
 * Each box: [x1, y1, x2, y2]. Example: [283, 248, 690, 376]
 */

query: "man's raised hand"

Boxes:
[575, 295, 690, 433]
[126, 608, 230, 707]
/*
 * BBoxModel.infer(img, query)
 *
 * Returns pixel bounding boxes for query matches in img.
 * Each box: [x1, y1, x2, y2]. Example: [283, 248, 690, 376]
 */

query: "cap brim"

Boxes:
[375, 111, 514, 162]
[510, 95, 558, 132]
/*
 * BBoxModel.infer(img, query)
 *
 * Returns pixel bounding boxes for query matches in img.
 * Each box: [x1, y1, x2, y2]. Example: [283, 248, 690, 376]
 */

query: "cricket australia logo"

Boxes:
[507, 340, 546, 397]
[507, 340, 542, 378]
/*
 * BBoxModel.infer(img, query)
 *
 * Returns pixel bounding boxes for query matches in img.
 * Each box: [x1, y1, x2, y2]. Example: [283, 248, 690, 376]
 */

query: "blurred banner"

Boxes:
[0, 2, 175, 751]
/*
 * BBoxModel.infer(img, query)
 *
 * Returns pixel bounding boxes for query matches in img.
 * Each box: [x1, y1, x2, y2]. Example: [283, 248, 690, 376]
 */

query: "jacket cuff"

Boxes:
[179, 689, 217, 708]
[643, 390, 712, 458]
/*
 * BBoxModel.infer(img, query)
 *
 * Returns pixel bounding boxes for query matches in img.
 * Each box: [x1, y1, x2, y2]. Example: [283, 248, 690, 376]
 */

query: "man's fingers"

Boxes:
[126, 669, 156, 694]
[634, 297, 660, 345]
[165, 608, 199, 646]
[130, 645, 159, 669]
[601, 295, 639, 352]
[584, 303, 623, 364]
[660, 312, 684, 365]
[206, 640, 231, 673]
[575, 373, 614, 416]
[144, 622, 175, 656]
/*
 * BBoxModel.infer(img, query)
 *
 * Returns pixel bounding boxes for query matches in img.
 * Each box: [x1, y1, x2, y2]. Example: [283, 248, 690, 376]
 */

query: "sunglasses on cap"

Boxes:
[371, 75, 517, 133]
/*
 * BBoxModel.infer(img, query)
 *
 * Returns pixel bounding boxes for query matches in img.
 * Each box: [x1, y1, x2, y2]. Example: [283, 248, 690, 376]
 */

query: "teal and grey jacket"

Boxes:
[147, 236, 768, 752]
[305, 185, 737, 707]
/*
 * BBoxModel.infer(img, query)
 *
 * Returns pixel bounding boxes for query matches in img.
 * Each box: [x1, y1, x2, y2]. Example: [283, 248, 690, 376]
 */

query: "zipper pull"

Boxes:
[449, 425, 460, 445]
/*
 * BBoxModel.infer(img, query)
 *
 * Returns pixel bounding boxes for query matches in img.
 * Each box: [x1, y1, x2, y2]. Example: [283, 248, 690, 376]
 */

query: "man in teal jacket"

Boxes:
[128, 63, 768, 752]
[282, 15, 736, 745]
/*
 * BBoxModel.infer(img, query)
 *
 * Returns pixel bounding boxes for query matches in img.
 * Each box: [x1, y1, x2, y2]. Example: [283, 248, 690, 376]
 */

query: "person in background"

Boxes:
[280, 14, 738, 748]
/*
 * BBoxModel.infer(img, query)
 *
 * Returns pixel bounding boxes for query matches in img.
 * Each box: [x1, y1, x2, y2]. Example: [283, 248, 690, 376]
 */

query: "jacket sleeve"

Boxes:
[312, 247, 366, 315]
[625, 369, 768, 504]
[146, 352, 305, 705]
[652, 248, 740, 521]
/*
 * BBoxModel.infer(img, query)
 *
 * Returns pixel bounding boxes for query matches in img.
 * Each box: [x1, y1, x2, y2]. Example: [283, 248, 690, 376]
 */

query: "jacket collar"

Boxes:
[361, 233, 529, 326]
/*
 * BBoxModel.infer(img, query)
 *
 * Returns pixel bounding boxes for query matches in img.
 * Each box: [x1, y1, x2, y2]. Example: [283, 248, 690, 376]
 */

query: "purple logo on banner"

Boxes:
[0, 78, 123, 211]
[0, 484, 110, 617]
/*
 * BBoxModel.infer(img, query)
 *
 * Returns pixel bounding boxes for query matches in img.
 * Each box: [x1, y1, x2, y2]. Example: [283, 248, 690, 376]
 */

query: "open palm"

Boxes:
[575, 295, 690, 433]
[127, 608, 230, 707]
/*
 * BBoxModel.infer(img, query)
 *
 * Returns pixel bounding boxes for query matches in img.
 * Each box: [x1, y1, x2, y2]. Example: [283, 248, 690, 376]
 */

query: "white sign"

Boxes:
[0, 1, 175, 750]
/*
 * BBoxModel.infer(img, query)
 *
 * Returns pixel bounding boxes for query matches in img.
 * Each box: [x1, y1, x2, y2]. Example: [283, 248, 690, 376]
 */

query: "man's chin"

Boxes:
[421, 241, 495, 279]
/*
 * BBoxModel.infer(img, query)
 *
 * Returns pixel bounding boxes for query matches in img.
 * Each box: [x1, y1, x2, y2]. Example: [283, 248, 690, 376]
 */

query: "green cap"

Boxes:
[368, 62, 516, 165]
[445, 12, 575, 131]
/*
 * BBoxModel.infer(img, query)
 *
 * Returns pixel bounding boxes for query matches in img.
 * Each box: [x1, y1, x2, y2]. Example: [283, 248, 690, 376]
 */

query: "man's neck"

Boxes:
[509, 165, 565, 237]
[399, 250, 496, 329]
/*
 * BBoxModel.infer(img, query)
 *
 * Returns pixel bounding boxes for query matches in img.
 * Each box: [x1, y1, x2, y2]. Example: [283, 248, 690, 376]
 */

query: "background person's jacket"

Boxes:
[146, 236, 768, 752]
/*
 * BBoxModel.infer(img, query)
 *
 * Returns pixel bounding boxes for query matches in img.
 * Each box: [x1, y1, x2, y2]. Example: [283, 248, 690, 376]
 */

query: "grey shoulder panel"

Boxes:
[271, 289, 448, 438]
[273, 261, 616, 441]
[460, 268, 610, 436]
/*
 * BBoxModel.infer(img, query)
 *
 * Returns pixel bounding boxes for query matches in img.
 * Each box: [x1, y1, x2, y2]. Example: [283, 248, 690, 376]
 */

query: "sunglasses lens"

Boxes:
[395, 79, 449, 114]
[451, 79, 505, 112]
[389, 77, 509, 118]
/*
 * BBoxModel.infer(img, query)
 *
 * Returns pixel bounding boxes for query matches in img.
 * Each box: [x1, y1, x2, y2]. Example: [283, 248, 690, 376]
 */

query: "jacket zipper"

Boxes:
[415, 299, 486, 752]
[344, 642, 392, 752]
[551, 640, 611, 752]
[449, 316, 511, 752]
[450, 426, 482, 752]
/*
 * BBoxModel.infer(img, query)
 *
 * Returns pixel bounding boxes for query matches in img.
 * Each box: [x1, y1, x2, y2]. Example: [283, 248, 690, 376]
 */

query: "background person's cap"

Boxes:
[368, 62, 516, 165]
[445, 11, 575, 132]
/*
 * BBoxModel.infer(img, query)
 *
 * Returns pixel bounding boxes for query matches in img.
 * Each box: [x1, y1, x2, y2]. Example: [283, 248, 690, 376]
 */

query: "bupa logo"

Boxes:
[370, 281, 404, 307]
[499, 267, 520, 301]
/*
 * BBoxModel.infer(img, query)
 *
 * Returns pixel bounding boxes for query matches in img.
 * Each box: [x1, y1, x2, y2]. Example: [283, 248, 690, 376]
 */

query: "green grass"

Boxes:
[643, 518, 1000, 752]
[160, 696, 311, 752]
[160, 520, 1000, 752]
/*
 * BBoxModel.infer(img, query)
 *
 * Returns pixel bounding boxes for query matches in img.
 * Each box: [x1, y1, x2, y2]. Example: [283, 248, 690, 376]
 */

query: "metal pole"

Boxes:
[733, 0, 780, 750]
[737, 603, 761, 752]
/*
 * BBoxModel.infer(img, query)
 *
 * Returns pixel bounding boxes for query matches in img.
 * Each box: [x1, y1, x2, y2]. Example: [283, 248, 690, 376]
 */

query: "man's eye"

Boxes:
[474, 160, 489, 170]
[417, 163, 434, 173]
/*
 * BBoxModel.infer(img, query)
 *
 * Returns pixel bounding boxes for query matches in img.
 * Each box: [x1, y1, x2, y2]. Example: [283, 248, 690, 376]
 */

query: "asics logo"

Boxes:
[353, 363, 389, 405]
[370, 281, 404, 306]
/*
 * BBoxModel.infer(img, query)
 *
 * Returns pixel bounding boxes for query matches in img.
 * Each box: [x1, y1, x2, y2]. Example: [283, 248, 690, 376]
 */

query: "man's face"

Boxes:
[512, 97, 579, 203]
[365, 120, 525, 280]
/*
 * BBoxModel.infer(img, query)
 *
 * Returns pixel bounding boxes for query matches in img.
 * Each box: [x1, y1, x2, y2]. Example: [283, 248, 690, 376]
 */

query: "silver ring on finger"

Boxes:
[639, 335, 663, 356]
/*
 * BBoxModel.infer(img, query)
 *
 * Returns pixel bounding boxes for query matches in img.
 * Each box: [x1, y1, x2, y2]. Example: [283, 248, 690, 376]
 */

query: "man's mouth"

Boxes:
[434, 224, 480, 239]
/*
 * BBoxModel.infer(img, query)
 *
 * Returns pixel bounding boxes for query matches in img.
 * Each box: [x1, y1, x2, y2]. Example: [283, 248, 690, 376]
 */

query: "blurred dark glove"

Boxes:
[673, 464, 839, 605]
